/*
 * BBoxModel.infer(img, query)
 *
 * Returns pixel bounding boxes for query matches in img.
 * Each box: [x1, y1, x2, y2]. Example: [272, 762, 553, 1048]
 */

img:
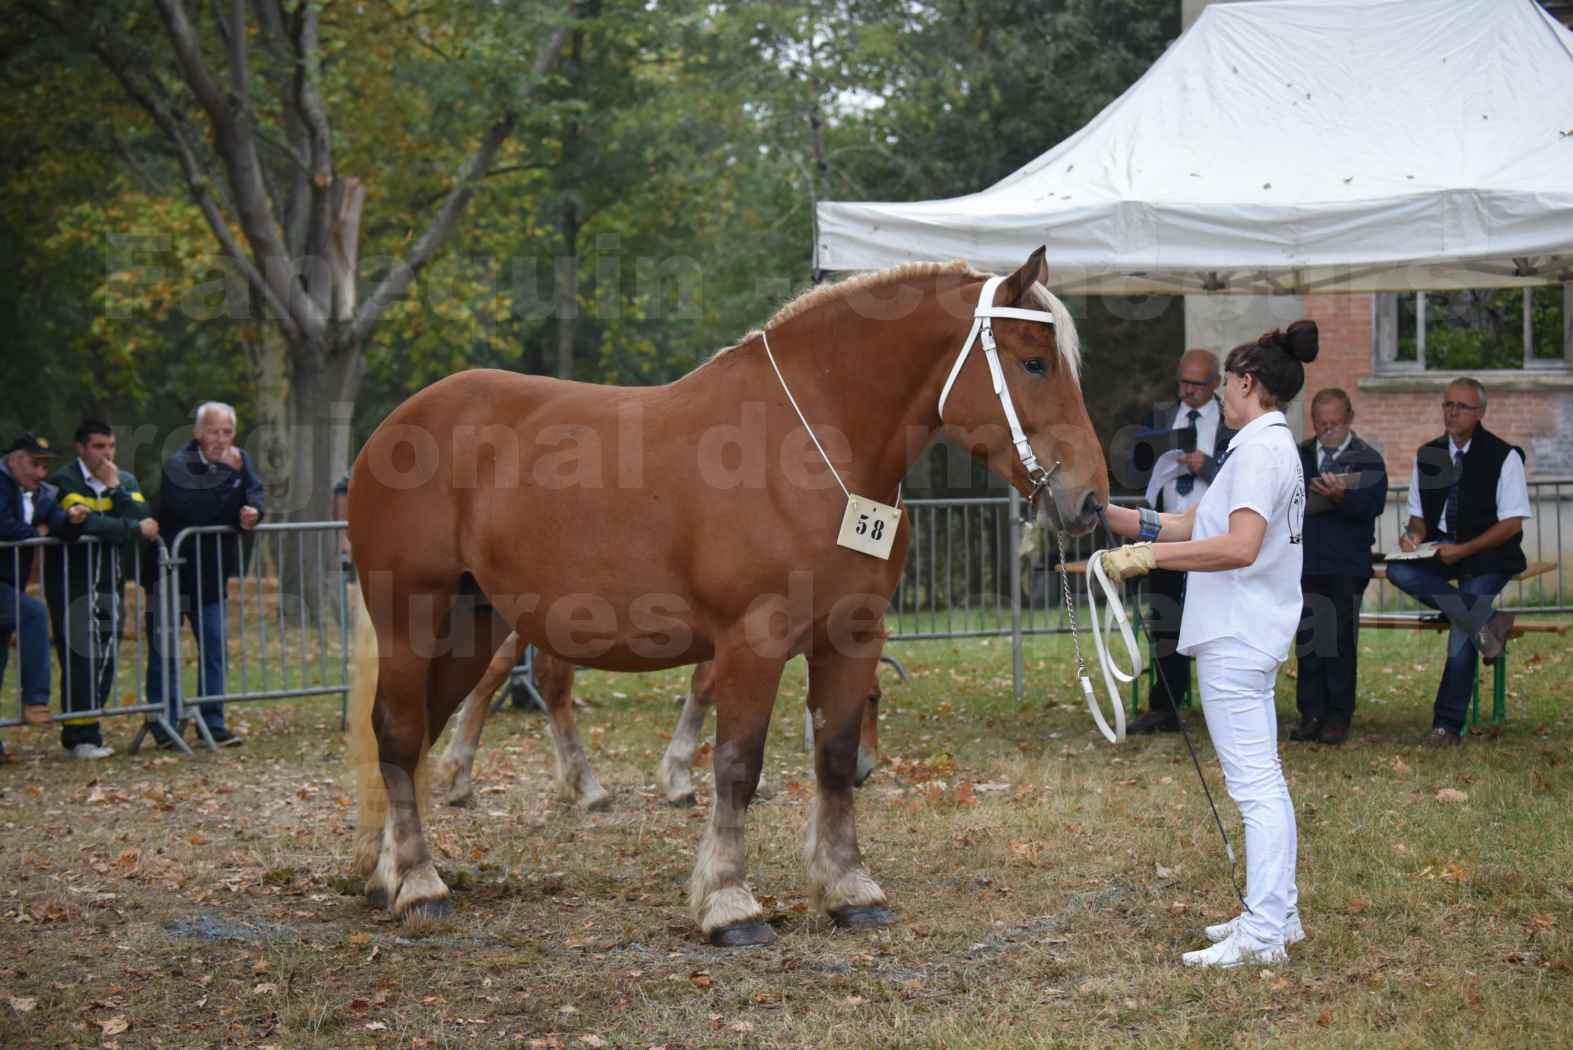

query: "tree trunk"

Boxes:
[248, 317, 294, 514]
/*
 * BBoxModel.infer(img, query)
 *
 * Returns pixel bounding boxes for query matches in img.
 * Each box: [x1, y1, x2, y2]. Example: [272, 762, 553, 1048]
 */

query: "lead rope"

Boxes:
[1056, 522, 1249, 915]
[1054, 529, 1131, 744]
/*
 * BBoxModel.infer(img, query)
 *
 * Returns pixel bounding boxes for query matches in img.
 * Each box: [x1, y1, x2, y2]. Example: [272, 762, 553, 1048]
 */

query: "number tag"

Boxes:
[836, 495, 901, 560]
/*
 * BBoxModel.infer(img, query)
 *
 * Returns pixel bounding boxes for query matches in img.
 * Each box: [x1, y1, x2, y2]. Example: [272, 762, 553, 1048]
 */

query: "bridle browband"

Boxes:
[936, 274, 1061, 505]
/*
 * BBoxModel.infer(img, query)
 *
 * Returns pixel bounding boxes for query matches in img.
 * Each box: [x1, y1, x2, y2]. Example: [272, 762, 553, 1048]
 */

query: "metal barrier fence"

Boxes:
[2, 523, 350, 755]
[893, 480, 1573, 698]
[4, 482, 1566, 747]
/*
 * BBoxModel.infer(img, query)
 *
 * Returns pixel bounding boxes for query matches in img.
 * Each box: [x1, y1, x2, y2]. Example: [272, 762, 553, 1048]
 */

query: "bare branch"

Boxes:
[352, 7, 583, 344]
[411, 162, 552, 208]
[92, 42, 302, 343]
[153, 0, 228, 125]
[157, 0, 318, 338]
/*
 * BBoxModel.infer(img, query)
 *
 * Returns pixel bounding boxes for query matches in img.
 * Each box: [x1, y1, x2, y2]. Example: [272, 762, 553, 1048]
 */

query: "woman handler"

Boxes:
[1102, 321, 1318, 968]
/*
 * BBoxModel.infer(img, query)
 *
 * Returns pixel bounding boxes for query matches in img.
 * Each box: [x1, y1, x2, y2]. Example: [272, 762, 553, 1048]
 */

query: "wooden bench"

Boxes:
[1061, 559, 1566, 730]
[1357, 559, 1565, 730]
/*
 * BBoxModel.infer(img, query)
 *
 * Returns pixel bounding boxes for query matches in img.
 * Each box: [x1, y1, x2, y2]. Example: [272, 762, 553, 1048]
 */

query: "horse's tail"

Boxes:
[348, 583, 386, 875]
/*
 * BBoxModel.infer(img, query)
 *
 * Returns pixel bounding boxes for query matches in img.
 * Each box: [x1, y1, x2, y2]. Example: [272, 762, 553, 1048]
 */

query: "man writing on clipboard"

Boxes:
[1388, 377, 1530, 748]
[1126, 348, 1235, 734]
[1292, 389, 1387, 746]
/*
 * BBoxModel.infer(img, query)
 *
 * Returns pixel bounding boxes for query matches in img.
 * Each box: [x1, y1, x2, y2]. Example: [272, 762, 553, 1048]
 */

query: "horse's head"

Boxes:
[938, 247, 1108, 536]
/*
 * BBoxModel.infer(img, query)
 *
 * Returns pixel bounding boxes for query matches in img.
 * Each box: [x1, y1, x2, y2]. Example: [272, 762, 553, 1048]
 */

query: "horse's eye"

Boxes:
[1023, 357, 1047, 376]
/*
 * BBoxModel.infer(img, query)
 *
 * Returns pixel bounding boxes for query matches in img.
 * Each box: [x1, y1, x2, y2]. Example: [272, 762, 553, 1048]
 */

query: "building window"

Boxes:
[1373, 286, 1572, 374]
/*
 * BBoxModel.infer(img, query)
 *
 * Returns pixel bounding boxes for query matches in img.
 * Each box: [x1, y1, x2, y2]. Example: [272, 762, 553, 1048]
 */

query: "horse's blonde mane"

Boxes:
[720, 259, 1081, 380]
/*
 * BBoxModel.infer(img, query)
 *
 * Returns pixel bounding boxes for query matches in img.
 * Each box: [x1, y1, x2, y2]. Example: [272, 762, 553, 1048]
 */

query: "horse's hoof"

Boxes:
[365, 886, 390, 911]
[581, 791, 612, 813]
[400, 898, 454, 923]
[830, 905, 897, 930]
[446, 795, 471, 808]
[708, 922, 777, 947]
[666, 791, 697, 808]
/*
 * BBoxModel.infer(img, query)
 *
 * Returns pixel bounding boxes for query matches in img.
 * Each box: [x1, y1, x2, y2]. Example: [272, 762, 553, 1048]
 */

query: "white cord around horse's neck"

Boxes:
[760, 328, 899, 506]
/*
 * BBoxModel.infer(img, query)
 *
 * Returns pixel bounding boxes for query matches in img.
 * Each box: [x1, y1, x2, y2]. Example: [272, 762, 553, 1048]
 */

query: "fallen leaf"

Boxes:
[365, 1020, 388, 1031]
[1316, 1010, 1332, 1027]
[9, 997, 37, 1014]
[348, 932, 371, 946]
[100, 1018, 129, 1036]
[579, 1037, 607, 1048]
[1436, 788, 1469, 803]
[688, 972, 713, 990]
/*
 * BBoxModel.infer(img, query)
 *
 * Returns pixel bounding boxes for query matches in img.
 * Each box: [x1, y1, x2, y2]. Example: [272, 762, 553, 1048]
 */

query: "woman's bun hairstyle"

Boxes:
[1256, 319, 1319, 364]
[1226, 318, 1319, 407]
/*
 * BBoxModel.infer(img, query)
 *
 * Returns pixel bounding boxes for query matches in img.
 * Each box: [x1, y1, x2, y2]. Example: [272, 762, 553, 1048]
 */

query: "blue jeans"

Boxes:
[0, 582, 51, 706]
[1384, 560, 1511, 733]
[145, 596, 228, 731]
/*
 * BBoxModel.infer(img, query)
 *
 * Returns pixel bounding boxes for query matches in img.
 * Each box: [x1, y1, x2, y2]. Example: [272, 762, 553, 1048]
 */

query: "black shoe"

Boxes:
[1317, 719, 1351, 746]
[207, 726, 243, 748]
[1288, 717, 1324, 742]
[1127, 709, 1182, 735]
[1475, 611, 1516, 664]
[1419, 613, 1447, 626]
[1420, 726, 1461, 749]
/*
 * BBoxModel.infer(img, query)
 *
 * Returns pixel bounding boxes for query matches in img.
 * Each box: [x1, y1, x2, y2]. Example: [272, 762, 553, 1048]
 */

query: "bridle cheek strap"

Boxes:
[936, 275, 1060, 500]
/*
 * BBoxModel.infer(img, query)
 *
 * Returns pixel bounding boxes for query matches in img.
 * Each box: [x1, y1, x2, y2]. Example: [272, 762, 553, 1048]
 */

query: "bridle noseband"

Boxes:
[936, 275, 1062, 506]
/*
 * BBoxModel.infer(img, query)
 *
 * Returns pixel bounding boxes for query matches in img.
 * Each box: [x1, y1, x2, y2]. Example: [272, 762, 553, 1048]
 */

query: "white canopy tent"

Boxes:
[814, 0, 1573, 295]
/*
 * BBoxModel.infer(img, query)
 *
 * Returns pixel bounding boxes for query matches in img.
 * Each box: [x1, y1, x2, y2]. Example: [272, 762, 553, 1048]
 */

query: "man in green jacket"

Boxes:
[44, 419, 158, 759]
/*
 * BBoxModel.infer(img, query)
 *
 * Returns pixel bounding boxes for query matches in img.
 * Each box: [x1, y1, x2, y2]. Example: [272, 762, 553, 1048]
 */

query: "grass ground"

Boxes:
[1, 624, 1569, 1049]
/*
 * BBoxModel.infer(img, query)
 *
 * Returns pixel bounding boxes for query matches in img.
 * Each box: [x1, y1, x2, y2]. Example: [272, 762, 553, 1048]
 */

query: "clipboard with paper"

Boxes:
[1304, 471, 1362, 514]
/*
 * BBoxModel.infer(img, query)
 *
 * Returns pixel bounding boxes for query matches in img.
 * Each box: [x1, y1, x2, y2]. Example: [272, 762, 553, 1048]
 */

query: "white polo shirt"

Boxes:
[1178, 410, 1306, 663]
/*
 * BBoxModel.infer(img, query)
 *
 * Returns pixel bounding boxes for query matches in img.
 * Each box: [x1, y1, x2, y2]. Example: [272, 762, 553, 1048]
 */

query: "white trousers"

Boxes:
[1195, 638, 1299, 946]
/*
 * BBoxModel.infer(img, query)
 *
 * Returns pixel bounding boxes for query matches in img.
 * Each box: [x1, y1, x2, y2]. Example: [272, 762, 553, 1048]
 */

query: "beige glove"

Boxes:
[1101, 542, 1157, 582]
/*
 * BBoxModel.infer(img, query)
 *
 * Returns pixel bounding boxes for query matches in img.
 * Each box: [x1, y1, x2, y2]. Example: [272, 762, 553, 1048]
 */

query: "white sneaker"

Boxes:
[70, 743, 114, 761]
[1182, 931, 1288, 969]
[1205, 913, 1305, 945]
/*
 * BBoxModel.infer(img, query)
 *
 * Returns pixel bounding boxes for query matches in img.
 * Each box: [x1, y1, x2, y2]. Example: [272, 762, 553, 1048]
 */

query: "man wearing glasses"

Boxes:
[1127, 348, 1236, 734]
[1388, 378, 1530, 748]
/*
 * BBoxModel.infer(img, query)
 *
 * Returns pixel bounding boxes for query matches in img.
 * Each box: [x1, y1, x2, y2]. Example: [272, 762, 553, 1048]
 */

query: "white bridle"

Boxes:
[936, 275, 1061, 505]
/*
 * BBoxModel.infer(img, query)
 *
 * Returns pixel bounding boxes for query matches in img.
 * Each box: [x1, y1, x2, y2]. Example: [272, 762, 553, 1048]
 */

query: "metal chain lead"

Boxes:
[1054, 528, 1091, 683]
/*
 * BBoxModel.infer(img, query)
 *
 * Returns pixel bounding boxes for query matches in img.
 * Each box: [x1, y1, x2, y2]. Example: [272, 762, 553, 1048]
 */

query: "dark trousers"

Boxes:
[46, 586, 118, 749]
[145, 593, 228, 731]
[1385, 560, 1511, 733]
[0, 581, 51, 707]
[1143, 567, 1190, 712]
[1295, 574, 1369, 726]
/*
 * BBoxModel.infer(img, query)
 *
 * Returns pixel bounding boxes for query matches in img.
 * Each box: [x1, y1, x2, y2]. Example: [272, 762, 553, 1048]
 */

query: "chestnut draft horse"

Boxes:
[348, 248, 1107, 946]
[429, 636, 885, 810]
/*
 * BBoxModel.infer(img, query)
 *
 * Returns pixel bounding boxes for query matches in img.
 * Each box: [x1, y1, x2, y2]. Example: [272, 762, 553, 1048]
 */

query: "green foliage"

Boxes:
[7, 0, 1185, 486]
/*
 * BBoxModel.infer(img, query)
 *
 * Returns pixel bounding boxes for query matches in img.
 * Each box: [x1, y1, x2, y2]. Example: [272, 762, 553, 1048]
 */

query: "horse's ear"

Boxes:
[997, 246, 1049, 306]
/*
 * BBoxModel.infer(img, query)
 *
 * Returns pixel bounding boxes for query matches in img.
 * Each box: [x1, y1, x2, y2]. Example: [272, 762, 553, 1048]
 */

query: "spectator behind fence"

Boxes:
[1127, 348, 1236, 734]
[1292, 390, 1388, 747]
[144, 402, 265, 749]
[1388, 377, 1530, 748]
[44, 420, 159, 760]
[1, 433, 87, 758]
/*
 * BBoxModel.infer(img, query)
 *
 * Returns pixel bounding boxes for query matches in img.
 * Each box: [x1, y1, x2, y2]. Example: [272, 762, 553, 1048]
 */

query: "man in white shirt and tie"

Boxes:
[1128, 349, 1237, 734]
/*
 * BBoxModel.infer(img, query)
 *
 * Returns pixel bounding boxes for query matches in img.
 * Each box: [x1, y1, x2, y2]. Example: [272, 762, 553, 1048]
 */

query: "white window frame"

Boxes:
[1372, 285, 1573, 375]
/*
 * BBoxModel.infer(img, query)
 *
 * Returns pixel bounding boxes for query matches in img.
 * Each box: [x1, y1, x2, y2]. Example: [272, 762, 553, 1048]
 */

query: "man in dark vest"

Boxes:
[1127, 348, 1236, 734]
[1387, 378, 1529, 748]
[1293, 389, 1388, 746]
